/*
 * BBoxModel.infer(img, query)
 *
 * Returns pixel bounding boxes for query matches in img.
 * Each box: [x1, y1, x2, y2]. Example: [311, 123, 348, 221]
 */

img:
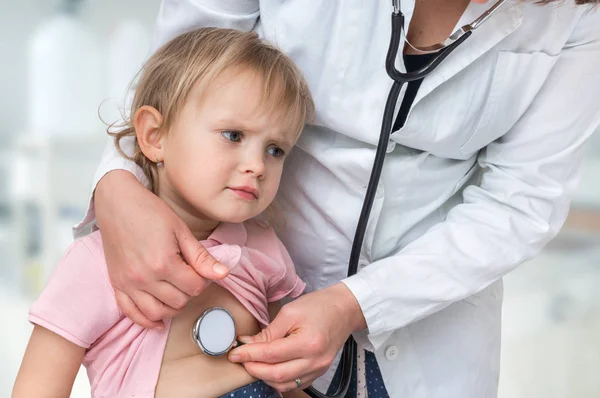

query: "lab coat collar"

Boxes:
[410, 0, 524, 106]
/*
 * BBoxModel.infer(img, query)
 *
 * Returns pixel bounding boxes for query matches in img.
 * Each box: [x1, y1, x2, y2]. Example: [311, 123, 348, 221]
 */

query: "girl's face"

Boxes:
[157, 68, 298, 229]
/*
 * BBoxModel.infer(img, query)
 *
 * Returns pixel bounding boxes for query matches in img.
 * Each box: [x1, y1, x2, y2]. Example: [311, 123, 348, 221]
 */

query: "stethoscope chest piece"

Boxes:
[191, 307, 238, 356]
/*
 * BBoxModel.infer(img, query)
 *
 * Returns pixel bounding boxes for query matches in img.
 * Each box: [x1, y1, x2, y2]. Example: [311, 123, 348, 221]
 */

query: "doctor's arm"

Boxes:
[341, 12, 600, 349]
[91, 0, 260, 328]
[226, 13, 600, 389]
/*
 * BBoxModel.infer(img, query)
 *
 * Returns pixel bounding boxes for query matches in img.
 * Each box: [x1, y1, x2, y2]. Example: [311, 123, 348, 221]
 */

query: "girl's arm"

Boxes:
[13, 325, 85, 398]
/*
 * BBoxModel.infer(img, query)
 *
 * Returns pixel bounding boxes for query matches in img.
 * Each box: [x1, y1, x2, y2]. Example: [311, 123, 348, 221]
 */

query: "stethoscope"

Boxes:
[190, 0, 508, 396]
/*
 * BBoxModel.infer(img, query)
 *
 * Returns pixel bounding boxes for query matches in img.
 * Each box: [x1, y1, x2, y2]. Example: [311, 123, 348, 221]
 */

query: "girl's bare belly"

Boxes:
[155, 283, 261, 398]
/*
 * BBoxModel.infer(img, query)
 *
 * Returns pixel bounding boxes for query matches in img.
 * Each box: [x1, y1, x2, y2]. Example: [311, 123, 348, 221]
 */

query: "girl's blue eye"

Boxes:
[267, 146, 285, 158]
[222, 131, 242, 142]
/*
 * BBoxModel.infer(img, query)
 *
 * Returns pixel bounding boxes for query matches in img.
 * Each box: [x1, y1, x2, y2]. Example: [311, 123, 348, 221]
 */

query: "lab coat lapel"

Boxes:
[412, 0, 524, 107]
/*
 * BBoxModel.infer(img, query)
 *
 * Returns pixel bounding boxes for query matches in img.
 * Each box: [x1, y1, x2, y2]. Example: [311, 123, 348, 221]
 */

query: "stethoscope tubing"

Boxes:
[304, 10, 472, 398]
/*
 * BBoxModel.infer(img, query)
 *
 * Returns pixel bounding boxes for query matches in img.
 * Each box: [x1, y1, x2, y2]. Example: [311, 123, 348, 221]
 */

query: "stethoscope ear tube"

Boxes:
[305, 7, 473, 398]
[387, 13, 472, 82]
[304, 39, 406, 398]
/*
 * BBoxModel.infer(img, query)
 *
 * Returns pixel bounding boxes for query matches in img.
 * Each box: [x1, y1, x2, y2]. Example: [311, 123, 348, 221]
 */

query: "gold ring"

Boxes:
[294, 377, 302, 388]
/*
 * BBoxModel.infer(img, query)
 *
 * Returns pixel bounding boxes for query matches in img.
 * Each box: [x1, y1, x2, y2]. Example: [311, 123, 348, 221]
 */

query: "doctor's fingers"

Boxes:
[176, 225, 230, 281]
[120, 253, 202, 313]
[115, 289, 164, 329]
[229, 333, 309, 364]
[242, 359, 323, 393]
[133, 244, 213, 298]
[141, 279, 192, 312]
[128, 289, 180, 323]
[230, 336, 337, 379]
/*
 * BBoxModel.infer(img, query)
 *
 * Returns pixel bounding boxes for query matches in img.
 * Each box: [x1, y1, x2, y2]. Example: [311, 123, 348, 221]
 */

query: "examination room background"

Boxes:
[1, 0, 599, 397]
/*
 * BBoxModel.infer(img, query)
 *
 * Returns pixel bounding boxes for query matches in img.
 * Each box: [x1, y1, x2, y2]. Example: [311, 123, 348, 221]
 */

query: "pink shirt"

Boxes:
[29, 222, 305, 398]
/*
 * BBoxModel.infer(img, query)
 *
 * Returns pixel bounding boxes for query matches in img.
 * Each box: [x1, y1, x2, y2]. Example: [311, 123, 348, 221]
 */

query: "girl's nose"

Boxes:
[240, 151, 266, 178]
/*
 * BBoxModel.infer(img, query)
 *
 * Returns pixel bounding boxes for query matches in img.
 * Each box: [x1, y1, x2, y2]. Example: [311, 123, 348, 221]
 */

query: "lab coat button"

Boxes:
[358, 261, 368, 271]
[386, 141, 396, 153]
[385, 345, 399, 361]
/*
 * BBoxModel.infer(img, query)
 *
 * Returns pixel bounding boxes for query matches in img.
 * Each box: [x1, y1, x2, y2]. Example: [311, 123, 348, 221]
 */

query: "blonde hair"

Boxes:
[109, 27, 315, 195]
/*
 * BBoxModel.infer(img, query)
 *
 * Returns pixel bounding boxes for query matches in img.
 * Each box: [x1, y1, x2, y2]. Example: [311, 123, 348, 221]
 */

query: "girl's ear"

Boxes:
[134, 105, 166, 163]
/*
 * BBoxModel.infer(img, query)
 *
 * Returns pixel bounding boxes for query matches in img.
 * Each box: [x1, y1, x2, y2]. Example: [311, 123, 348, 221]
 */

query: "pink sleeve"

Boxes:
[265, 238, 306, 303]
[29, 239, 121, 348]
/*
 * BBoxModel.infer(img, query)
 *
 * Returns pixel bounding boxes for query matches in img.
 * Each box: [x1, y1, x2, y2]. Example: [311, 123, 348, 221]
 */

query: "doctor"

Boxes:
[84, 0, 600, 397]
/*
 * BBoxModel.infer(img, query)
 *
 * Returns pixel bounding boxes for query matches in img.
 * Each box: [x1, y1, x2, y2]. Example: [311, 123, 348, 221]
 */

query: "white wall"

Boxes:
[0, 0, 161, 137]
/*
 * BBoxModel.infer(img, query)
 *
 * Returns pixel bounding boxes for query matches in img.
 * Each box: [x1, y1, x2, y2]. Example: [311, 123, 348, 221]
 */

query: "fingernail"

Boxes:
[229, 353, 241, 362]
[238, 335, 252, 343]
[213, 263, 229, 276]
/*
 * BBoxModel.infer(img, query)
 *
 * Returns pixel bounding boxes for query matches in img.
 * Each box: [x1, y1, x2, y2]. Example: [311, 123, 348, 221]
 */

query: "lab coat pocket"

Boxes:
[460, 51, 559, 157]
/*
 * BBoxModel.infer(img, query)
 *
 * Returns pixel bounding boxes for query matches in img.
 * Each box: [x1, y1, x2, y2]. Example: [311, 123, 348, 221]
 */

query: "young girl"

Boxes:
[13, 27, 314, 398]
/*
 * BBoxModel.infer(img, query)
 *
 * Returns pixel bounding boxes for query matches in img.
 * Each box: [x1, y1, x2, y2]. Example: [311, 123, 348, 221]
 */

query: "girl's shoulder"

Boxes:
[60, 230, 108, 272]
[50, 230, 111, 291]
[73, 229, 105, 257]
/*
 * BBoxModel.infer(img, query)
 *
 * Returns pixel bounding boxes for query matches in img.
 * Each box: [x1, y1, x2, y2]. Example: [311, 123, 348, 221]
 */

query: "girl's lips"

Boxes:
[228, 187, 258, 200]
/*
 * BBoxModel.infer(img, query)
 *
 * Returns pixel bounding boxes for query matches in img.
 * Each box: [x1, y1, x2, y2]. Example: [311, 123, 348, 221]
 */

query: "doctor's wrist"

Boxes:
[328, 283, 367, 333]
[95, 170, 141, 222]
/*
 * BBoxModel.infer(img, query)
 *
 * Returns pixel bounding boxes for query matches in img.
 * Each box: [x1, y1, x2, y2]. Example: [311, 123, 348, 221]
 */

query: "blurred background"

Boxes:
[0, 0, 599, 397]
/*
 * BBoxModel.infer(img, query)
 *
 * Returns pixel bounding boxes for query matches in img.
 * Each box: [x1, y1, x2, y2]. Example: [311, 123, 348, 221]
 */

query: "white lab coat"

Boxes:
[80, 1, 600, 397]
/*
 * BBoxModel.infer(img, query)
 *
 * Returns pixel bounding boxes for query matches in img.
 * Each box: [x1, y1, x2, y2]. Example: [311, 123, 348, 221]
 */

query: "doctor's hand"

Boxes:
[228, 283, 367, 393]
[95, 170, 230, 329]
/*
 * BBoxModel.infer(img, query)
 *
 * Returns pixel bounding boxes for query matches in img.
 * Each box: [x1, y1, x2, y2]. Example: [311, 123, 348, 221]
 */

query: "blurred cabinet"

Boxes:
[0, 146, 16, 286]
[571, 155, 600, 211]
[499, 141, 600, 398]
[11, 133, 105, 295]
